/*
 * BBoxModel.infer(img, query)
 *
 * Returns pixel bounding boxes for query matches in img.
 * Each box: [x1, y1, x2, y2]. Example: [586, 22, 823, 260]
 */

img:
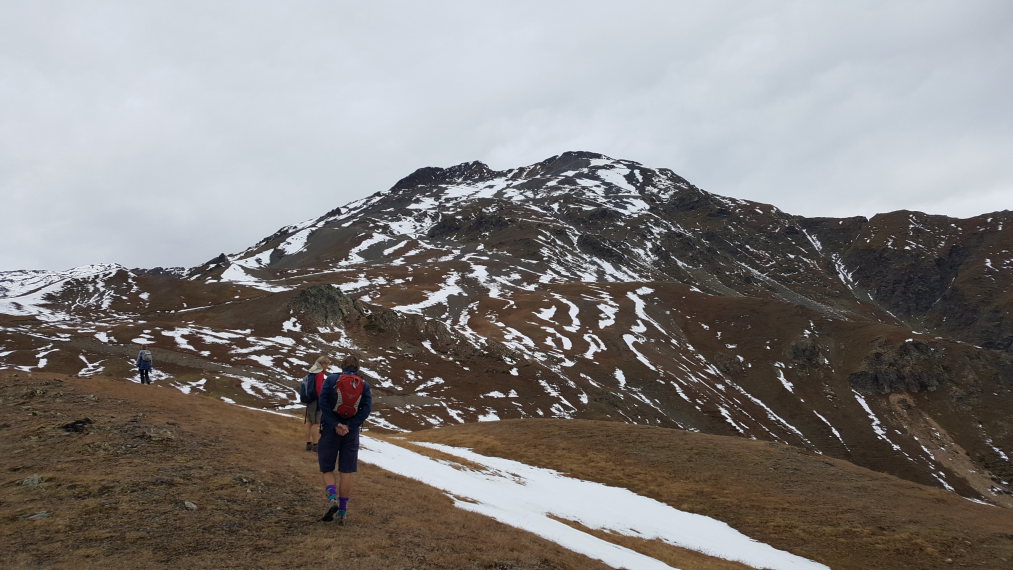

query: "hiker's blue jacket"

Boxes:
[319, 368, 372, 431]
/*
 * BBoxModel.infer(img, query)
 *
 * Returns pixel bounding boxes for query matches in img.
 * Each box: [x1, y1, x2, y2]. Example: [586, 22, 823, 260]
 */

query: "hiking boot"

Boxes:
[321, 497, 339, 522]
[311, 443, 318, 452]
[336, 510, 346, 525]
[305, 442, 312, 452]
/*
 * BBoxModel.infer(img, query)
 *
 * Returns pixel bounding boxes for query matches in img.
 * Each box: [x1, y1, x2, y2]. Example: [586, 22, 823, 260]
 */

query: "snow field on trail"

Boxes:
[360, 438, 829, 570]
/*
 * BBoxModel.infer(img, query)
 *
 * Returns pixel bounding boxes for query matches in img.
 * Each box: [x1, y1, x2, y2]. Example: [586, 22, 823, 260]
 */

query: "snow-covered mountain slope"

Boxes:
[2, 151, 1011, 507]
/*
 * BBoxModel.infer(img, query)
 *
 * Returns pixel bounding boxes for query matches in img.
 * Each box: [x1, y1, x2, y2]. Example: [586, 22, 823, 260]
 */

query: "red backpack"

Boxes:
[333, 373, 364, 418]
[298, 372, 326, 404]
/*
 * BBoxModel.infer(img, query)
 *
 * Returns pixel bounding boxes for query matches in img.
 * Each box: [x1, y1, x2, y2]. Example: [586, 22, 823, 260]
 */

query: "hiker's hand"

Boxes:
[336, 424, 349, 436]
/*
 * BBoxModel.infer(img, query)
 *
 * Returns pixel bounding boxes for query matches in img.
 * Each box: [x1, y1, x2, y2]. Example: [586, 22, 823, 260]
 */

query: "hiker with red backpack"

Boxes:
[301, 356, 331, 452]
[317, 354, 371, 525]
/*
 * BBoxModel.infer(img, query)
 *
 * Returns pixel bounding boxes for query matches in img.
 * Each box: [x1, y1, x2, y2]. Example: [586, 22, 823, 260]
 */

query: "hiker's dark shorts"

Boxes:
[318, 426, 359, 474]
[304, 401, 323, 424]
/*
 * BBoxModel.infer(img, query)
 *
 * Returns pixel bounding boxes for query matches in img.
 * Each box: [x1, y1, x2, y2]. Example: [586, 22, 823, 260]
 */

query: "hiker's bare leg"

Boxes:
[306, 421, 318, 444]
[338, 472, 353, 498]
[322, 471, 337, 491]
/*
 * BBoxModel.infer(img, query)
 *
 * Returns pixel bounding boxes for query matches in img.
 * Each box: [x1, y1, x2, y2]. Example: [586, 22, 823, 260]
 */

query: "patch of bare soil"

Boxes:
[0, 373, 607, 570]
[409, 419, 1013, 570]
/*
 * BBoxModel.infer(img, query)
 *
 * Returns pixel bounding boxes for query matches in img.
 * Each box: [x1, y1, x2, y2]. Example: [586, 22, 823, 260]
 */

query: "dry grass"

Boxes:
[0, 374, 606, 570]
[5, 373, 1012, 570]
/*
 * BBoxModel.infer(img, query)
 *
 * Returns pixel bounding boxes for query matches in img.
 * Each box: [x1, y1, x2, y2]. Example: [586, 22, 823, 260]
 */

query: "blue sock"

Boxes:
[339, 497, 349, 511]
[325, 485, 337, 501]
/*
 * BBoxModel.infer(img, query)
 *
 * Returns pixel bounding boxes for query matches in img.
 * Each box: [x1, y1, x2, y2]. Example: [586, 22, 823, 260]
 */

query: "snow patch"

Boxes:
[359, 439, 829, 570]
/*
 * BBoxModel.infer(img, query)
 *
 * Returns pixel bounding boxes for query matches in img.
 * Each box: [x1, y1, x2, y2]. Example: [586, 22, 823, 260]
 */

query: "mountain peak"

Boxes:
[392, 160, 497, 191]
[391, 152, 640, 193]
[517, 151, 629, 179]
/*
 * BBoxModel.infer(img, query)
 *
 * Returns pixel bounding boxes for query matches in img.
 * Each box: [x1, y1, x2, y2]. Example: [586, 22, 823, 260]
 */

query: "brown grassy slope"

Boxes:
[4, 372, 1012, 570]
[409, 420, 1013, 570]
[0, 373, 609, 570]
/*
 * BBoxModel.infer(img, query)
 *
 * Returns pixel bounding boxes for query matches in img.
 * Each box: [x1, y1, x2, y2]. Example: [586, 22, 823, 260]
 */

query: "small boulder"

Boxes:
[20, 475, 44, 487]
[62, 418, 94, 432]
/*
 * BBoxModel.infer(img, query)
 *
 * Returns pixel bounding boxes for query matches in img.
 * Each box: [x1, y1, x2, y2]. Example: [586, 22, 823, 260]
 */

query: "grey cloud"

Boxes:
[1, 1, 1011, 271]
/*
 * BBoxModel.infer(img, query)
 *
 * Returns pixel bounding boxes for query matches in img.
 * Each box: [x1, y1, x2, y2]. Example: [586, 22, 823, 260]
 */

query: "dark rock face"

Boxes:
[843, 244, 969, 318]
[426, 216, 465, 240]
[289, 285, 515, 363]
[576, 234, 625, 264]
[524, 151, 609, 178]
[663, 186, 716, 213]
[185, 253, 231, 279]
[427, 211, 513, 240]
[790, 337, 822, 364]
[978, 308, 1013, 352]
[576, 207, 624, 231]
[291, 284, 359, 326]
[392, 161, 496, 191]
[849, 341, 947, 394]
[801, 210, 1013, 353]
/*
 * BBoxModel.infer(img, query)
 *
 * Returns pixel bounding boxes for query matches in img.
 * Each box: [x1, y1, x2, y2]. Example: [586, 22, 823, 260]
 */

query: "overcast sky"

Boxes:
[2, 1, 1011, 272]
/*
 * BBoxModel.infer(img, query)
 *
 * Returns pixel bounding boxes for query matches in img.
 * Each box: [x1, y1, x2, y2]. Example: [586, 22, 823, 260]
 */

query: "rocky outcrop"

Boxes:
[392, 161, 497, 192]
[426, 211, 514, 240]
[849, 340, 949, 394]
[290, 285, 516, 362]
[290, 284, 361, 326]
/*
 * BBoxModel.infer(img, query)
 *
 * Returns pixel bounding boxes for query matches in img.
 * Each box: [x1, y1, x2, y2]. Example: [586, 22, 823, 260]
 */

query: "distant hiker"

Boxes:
[136, 346, 153, 384]
[302, 355, 331, 452]
[317, 354, 372, 525]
